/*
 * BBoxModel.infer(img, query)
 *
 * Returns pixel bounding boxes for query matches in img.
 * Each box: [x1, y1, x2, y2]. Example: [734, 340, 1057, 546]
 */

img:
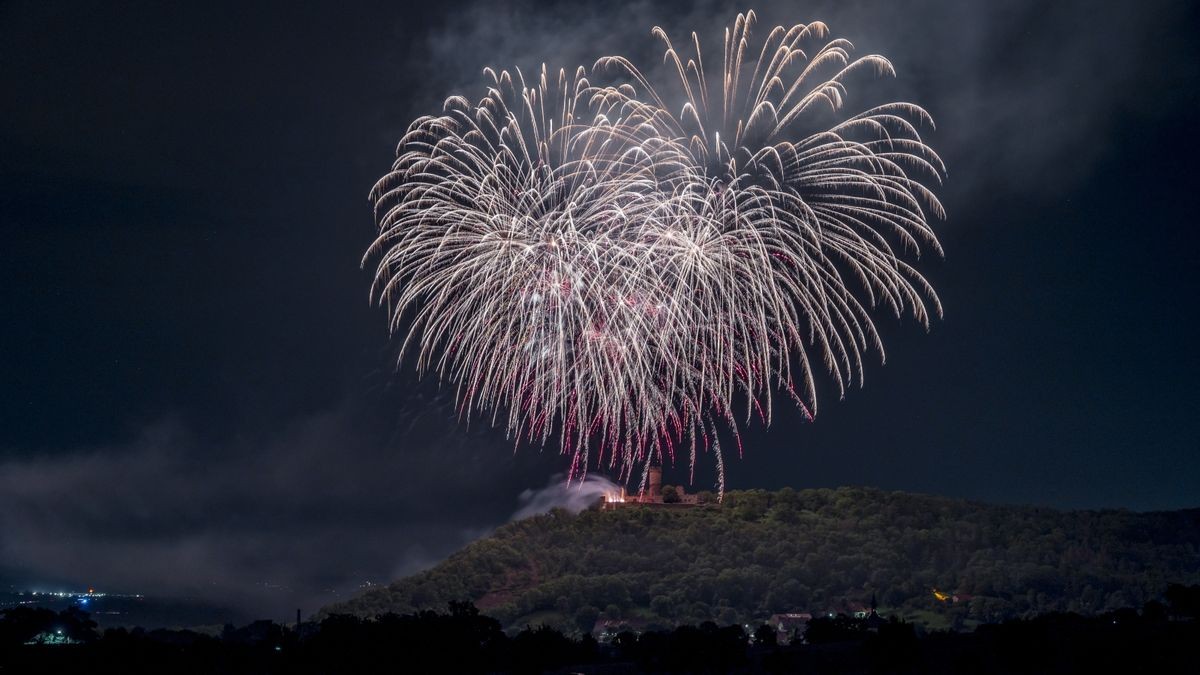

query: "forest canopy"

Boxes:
[322, 487, 1200, 633]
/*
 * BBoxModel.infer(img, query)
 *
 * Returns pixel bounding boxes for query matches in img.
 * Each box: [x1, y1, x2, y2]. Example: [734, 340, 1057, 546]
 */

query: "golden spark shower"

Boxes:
[364, 12, 945, 497]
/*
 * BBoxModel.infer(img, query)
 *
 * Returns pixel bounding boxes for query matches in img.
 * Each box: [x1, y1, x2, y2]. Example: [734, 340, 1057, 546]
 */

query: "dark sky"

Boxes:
[2, 0, 1198, 619]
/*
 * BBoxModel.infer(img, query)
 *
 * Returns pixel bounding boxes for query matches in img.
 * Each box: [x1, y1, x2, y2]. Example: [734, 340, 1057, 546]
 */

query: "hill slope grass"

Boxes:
[321, 487, 1199, 633]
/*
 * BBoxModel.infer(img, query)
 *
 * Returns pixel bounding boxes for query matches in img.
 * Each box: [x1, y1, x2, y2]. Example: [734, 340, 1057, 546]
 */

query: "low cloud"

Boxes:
[0, 389, 563, 621]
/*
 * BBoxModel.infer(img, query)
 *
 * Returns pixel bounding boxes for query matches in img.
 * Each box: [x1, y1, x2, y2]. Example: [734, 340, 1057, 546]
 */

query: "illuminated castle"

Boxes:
[602, 465, 700, 508]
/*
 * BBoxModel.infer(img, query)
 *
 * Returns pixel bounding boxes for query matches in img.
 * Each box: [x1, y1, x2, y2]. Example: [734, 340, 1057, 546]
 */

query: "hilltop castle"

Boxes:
[601, 465, 700, 508]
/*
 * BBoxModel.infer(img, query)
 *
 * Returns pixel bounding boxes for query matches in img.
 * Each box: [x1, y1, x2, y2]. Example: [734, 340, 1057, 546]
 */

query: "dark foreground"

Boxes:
[3, 587, 1199, 674]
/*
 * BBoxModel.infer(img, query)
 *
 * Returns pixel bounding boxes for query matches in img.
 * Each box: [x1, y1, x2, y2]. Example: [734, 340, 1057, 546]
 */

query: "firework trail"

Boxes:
[365, 13, 945, 497]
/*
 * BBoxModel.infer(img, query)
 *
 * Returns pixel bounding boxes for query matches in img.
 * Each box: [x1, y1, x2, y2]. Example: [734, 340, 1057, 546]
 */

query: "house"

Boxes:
[767, 612, 811, 645]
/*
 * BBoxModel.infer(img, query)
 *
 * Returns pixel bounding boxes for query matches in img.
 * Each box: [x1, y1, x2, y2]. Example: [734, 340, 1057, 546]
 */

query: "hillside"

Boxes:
[321, 487, 1200, 633]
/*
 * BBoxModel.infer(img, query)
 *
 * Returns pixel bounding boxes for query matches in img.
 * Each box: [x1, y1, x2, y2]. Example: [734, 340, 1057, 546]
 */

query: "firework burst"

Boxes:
[366, 13, 945, 497]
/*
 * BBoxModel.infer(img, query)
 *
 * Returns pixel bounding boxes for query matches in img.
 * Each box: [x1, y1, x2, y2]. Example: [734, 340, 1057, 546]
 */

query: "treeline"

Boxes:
[323, 487, 1200, 631]
[4, 589, 1200, 674]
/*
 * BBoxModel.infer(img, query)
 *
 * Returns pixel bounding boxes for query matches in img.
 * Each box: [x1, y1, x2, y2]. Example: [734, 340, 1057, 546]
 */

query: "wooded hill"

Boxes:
[321, 487, 1200, 633]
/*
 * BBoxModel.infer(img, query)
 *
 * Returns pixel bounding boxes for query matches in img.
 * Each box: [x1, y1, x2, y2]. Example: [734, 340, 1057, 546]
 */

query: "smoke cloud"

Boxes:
[409, 0, 1191, 200]
[511, 474, 622, 521]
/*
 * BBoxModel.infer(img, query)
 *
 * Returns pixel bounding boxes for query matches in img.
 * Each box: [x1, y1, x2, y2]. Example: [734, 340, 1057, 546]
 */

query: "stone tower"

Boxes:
[648, 464, 662, 499]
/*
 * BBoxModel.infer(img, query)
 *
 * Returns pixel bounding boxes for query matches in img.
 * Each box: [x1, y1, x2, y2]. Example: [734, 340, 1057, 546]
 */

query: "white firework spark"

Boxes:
[365, 13, 945, 497]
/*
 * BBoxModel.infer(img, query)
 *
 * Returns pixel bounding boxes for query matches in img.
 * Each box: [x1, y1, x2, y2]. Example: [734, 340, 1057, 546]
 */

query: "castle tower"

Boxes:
[648, 464, 662, 499]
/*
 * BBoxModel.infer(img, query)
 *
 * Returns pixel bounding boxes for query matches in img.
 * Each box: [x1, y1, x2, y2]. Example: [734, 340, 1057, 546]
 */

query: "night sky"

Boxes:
[2, 0, 1198, 619]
